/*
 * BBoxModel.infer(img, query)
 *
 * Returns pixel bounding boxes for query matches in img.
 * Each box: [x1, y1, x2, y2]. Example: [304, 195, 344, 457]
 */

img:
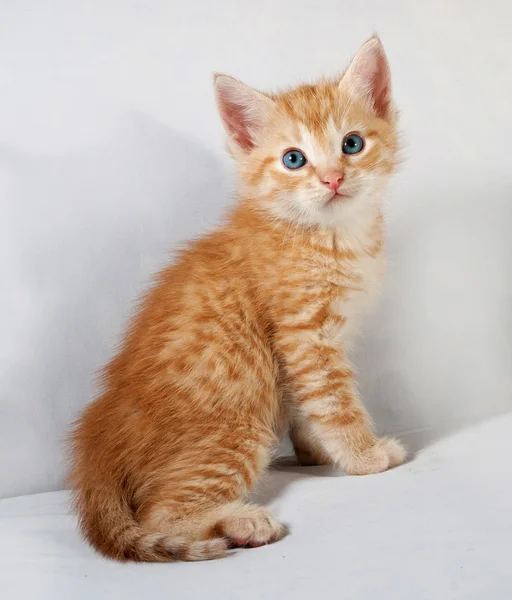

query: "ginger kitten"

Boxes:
[69, 36, 405, 562]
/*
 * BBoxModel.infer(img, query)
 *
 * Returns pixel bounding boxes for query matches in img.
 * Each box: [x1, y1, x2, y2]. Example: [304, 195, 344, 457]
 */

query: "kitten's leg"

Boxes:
[289, 415, 330, 466]
[139, 430, 286, 549]
[279, 335, 406, 475]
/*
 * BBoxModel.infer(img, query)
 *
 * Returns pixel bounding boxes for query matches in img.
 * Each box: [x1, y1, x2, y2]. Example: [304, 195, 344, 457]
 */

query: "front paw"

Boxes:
[344, 437, 407, 476]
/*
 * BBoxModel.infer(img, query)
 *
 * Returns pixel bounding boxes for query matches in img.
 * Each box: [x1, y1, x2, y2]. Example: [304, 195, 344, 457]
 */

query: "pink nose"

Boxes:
[322, 172, 344, 191]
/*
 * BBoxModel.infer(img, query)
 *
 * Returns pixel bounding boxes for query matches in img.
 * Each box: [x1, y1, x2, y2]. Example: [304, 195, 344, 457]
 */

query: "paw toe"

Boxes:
[221, 508, 285, 548]
[378, 437, 407, 468]
[344, 436, 406, 475]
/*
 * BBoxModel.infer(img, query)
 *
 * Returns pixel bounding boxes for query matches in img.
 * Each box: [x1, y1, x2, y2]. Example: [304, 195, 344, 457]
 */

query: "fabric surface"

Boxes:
[1, 413, 510, 600]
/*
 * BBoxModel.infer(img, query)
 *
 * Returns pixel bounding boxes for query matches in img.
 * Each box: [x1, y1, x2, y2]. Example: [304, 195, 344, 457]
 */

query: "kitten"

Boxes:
[69, 35, 405, 562]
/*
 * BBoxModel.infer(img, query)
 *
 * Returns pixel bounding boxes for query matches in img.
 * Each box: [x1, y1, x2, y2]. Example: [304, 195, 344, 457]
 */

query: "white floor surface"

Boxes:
[1, 414, 511, 600]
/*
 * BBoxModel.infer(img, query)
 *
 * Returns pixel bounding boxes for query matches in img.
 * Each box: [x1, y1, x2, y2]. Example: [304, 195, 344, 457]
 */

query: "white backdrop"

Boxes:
[1, 0, 511, 500]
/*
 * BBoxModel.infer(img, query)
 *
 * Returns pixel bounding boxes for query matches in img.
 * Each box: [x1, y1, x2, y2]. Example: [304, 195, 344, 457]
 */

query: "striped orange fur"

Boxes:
[69, 35, 406, 562]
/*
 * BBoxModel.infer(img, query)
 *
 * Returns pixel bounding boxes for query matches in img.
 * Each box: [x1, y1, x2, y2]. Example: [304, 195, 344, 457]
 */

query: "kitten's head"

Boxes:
[214, 36, 400, 228]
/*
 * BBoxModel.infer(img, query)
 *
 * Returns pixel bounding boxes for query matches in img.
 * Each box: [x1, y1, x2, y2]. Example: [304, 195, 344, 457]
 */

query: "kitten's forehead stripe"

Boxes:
[274, 82, 341, 137]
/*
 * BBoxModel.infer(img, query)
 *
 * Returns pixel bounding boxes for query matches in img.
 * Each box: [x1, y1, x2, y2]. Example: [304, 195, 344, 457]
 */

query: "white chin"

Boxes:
[314, 193, 374, 226]
[325, 194, 355, 207]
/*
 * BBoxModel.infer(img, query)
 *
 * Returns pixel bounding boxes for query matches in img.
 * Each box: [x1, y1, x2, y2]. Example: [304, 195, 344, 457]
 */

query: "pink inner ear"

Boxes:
[345, 39, 393, 120]
[219, 98, 255, 152]
[371, 52, 391, 119]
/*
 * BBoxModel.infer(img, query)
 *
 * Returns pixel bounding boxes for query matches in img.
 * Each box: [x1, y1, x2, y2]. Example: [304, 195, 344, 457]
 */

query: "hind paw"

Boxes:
[219, 506, 286, 548]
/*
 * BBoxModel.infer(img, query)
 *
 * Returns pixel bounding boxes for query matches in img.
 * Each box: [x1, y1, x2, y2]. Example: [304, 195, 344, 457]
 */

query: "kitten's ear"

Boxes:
[214, 74, 274, 152]
[340, 36, 393, 120]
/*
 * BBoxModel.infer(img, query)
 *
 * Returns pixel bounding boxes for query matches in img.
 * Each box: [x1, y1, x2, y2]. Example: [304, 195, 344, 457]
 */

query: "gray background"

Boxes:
[1, 0, 511, 499]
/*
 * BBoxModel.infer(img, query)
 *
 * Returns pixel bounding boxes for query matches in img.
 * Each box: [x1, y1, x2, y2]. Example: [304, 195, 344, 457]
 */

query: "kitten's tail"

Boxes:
[71, 481, 228, 562]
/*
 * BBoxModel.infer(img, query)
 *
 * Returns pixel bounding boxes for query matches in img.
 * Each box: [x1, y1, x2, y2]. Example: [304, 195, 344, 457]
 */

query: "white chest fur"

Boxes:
[331, 250, 385, 342]
[329, 206, 386, 343]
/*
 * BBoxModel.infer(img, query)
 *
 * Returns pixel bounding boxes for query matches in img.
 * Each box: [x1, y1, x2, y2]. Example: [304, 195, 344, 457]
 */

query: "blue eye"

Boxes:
[282, 149, 307, 170]
[342, 133, 364, 155]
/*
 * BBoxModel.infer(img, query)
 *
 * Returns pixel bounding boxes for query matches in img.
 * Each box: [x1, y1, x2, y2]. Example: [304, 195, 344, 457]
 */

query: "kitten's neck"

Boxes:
[327, 201, 384, 251]
[232, 200, 384, 256]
